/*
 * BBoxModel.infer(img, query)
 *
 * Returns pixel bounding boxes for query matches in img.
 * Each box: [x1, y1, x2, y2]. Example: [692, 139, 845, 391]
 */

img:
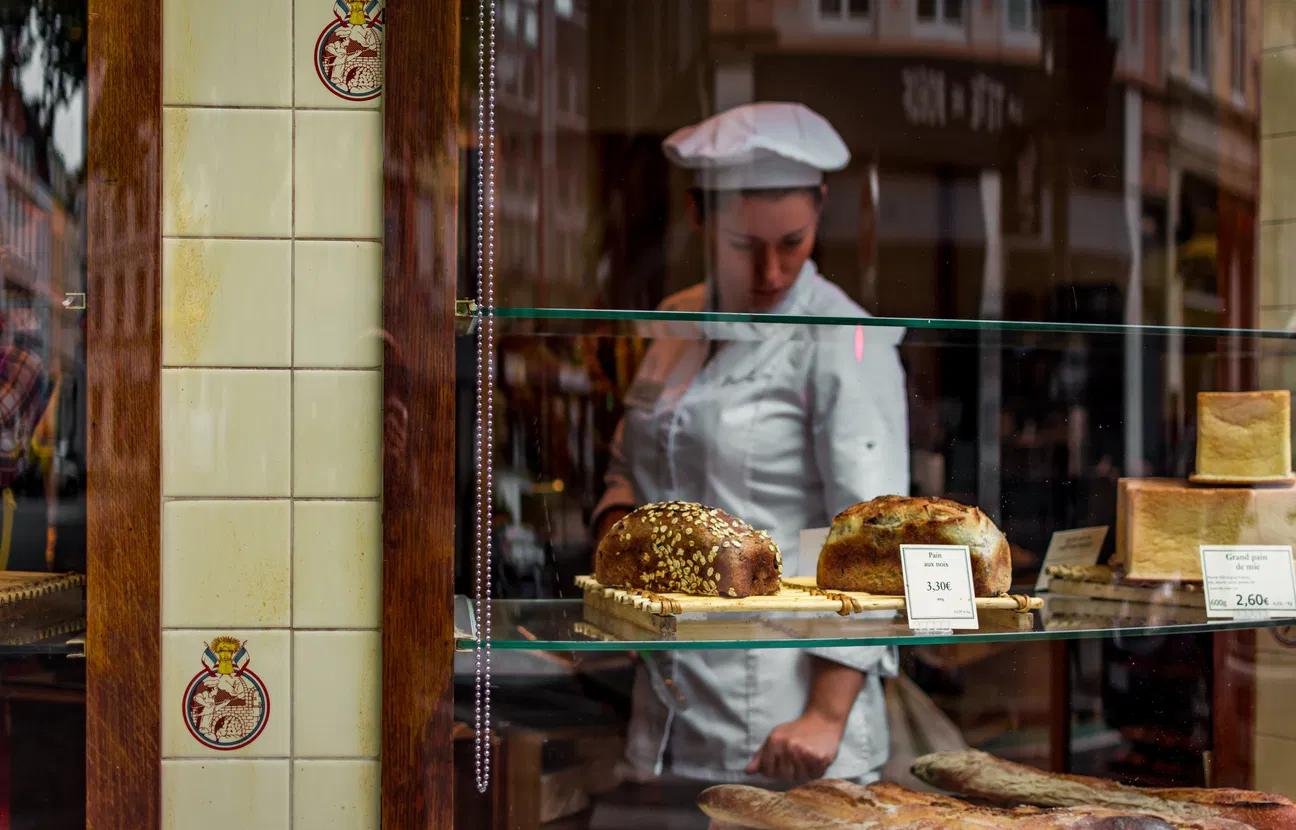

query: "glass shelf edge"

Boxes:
[453, 609, 1296, 652]
[482, 306, 1296, 340]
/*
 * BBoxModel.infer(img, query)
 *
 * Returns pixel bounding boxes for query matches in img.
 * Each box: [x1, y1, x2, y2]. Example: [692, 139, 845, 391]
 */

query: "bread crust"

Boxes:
[817, 496, 1012, 596]
[594, 501, 781, 597]
[697, 779, 1252, 829]
[913, 750, 1296, 830]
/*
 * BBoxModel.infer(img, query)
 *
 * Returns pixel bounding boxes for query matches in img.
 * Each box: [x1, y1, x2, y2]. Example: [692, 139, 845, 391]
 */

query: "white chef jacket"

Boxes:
[594, 260, 910, 783]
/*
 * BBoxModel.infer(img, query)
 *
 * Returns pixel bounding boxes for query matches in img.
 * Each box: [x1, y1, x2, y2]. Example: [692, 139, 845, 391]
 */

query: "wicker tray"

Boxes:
[576, 575, 1040, 636]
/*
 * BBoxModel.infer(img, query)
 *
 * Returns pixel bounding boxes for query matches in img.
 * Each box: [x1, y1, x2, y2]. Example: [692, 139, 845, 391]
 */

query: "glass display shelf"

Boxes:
[463, 306, 1296, 342]
[0, 584, 87, 656]
[0, 621, 84, 656]
[453, 596, 1296, 652]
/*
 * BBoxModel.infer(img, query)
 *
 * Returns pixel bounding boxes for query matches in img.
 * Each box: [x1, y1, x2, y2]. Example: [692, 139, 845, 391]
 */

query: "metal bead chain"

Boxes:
[473, 0, 497, 795]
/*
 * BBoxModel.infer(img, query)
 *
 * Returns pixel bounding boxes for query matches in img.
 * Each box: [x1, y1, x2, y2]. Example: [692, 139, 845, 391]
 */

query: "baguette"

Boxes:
[697, 779, 1253, 830]
[913, 750, 1296, 830]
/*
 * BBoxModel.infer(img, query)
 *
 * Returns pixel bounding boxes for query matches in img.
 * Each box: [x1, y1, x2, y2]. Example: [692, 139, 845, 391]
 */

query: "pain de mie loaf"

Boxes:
[1194, 390, 1292, 482]
[595, 501, 781, 597]
[1114, 478, 1296, 581]
[816, 495, 1012, 596]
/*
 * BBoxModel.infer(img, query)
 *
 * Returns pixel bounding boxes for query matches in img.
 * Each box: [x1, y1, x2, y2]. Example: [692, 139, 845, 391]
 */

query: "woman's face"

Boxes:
[700, 188, 822, 313]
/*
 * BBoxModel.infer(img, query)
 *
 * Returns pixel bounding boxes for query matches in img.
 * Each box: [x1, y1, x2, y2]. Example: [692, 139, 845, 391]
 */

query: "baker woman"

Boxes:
[593, 102, 910, 789]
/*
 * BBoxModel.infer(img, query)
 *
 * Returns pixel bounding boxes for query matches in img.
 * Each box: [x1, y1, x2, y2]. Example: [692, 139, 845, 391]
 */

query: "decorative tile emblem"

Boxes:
[314, 0, 385, 102]
[183, 636, 270, 751]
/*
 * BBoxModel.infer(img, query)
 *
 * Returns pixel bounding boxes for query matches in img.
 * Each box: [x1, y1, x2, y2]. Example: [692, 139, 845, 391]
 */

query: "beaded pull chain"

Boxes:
[473, 0, 497, 796]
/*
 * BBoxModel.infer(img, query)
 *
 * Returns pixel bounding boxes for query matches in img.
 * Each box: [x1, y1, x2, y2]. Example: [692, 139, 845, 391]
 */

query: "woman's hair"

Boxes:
[687, 186, 823, 222]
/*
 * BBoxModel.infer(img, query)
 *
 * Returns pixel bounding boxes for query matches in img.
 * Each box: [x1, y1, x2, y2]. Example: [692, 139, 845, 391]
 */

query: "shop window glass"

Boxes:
[1231, 0, 1246, 95]
[1007, 0, 1039, 33]
[1189, 0, 1211, 80]
[445, 4, 1283, 826]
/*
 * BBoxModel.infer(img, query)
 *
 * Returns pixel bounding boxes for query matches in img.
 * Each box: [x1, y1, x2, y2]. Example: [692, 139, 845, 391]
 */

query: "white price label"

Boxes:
[900, 545, 980, 630]
[1035, 526, 1108, 592]
[1199, 545, 1296, 619]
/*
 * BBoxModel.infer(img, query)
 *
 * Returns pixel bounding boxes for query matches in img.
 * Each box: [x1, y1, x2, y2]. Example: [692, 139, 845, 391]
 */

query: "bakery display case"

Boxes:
[421, 1, 1296, 828]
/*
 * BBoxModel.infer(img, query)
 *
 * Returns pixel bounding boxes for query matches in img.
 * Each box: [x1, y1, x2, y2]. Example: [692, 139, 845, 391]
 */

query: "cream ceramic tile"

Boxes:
[1258, 625, 1296, 655]
[293, 371, 381, 498]
[295, 0, 385, 109]
[162, 629, 290, 758]
[163, 239, 292, 367]
[293, 760, 380, 830]
[293, 501, 381, 628]
[163, 501, 291, 629]
[163, 108, 292, 237]
[1258, 222, 1296, 308]
[163, 369, 292, 497]
[1255, 734, 1296, 799]
[1260, 307, 1296, 331]
[294, 631, 381, 757]
[1266, 0, 1296, 51]
[1256, 646, 1296, 741]
[1263, 49, 1296, 137]
[294, 111, 382, 239]
[294, 242, 383, 368]
[163, 759, 290, 829]
[163, 0, 292, 106]
[1261, 135, 1296, 222]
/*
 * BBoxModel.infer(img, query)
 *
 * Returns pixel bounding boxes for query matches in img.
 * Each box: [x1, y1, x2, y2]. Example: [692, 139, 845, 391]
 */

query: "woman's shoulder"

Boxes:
[797, 273, 904, 347]
[656, 283, 707, 312]
[796, 271, 869, 318]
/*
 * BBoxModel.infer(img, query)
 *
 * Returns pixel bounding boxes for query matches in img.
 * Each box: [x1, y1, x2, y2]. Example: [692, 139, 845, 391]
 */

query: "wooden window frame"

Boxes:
[381, 2, 461, 828]
[85, 0, 163, 827]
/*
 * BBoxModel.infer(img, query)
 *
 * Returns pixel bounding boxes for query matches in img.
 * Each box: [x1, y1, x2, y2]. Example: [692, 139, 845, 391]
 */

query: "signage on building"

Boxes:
[900, 65, 1028, 135]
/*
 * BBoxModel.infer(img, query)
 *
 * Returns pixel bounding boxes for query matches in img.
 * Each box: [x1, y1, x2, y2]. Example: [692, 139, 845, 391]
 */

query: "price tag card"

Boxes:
[1035, 526, 1109, 592]
[1199, 545, 1296, 619]
[900, 545, 980, 630]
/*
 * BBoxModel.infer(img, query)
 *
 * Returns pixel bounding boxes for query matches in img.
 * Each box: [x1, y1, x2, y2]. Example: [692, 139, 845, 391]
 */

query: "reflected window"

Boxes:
[816, 0, 871, 23]
[1231, 0, 1246, 95]
[917, 0, 965, 32]
[1189, 0, 1211, 82]
[1107, 0, 1125, 42]
[1006, 0, 1039, 34]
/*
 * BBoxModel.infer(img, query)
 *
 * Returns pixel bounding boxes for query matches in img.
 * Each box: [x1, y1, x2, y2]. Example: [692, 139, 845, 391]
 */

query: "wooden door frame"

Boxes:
[381, 1, 461, 828]
[85, 0, 162, 826]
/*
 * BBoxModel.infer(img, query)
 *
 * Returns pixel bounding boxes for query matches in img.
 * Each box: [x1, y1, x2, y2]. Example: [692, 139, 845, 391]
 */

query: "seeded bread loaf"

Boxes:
[595, 501, 781, 597]
[817, 496, 1011, 596]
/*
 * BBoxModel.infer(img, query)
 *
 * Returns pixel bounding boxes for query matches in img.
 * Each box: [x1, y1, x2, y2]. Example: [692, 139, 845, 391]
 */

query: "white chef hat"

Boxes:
[662, 102, 850, 191]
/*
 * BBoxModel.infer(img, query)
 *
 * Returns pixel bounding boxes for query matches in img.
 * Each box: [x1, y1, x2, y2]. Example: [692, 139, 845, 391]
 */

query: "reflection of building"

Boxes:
[0, 77, 82, 363]
[700, 0, 1257, 507]
[0, 76, 86, 491]
[491, 0, 591, 307]
[477, 1, 1262, 597]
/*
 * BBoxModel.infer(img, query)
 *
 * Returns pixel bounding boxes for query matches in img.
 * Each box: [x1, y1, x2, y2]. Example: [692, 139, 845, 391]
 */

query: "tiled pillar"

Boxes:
[160, 1, 384, 828]
[1255, 0, 1296, 798]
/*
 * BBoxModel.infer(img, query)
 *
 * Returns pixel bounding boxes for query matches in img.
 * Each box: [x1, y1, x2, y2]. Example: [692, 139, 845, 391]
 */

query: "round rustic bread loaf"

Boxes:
[817, 495, 1011, 596]
[595, 501, 781, 597]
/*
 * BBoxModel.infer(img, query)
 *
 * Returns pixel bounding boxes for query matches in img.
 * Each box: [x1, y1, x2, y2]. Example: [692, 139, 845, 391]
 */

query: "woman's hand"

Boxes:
[744, 710, 846, 781]
[746, 657, 864, 781]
